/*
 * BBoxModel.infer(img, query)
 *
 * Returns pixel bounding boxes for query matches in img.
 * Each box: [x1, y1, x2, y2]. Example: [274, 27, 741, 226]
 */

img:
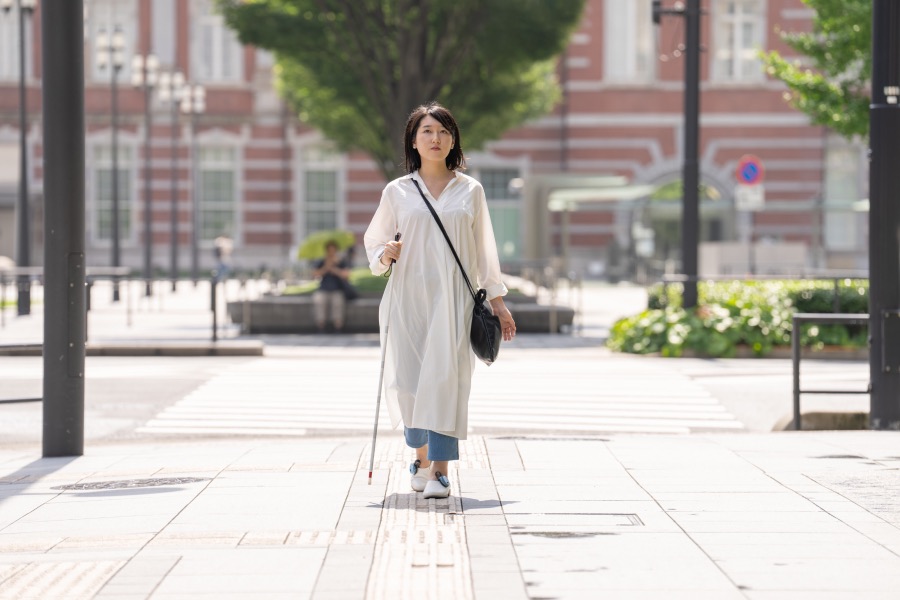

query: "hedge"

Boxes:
[608, 280, 868, 357]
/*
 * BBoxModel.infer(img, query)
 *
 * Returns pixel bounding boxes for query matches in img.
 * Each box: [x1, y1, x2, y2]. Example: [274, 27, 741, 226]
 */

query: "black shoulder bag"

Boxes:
[411, 179, 502, 365]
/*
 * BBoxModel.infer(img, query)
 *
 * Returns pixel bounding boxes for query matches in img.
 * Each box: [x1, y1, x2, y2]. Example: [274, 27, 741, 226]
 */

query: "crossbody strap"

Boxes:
[410, 178, 481, 304]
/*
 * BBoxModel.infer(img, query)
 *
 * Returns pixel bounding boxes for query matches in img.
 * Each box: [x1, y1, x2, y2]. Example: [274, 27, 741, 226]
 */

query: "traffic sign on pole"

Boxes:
[736, 155, 765, 185]
[735, 183, 765, 211]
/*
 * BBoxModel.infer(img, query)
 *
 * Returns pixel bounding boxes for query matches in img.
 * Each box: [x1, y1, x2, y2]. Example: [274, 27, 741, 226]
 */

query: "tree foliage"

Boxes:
[216, 0, 585, 180]
[761, 0, 871, 139]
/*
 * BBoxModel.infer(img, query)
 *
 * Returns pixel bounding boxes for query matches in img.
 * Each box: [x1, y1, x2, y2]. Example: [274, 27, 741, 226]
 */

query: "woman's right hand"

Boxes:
[381, 239, 403, 265]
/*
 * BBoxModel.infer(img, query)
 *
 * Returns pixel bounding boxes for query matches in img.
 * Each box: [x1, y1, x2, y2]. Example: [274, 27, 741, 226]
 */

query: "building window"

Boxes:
[477, 168, 521, 260]
[152, 0, 176, 67]
[823, 136, 864, 251]
[198, 147, 237, 241]
[603, 0, 654, 83]
[191, 0, 243, 83]
[93, 145, 133, 243]
[304, 171, 338, 237]
[0, 5, 32, 83]
[712, 0, 765, 82]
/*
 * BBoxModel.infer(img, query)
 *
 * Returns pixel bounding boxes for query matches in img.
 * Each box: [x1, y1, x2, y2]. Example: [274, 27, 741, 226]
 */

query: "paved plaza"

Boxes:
[0, 281, 895, 599]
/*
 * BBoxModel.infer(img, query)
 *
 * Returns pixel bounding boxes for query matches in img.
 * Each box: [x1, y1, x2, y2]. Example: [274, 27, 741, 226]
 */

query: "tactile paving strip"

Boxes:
[365, 442, 475, 600]
[0, 560, 125, 599]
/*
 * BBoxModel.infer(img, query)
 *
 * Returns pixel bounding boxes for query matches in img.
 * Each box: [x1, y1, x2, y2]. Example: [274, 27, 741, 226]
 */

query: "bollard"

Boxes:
[1, 275, 6, 328]
[792, 315, 801, 431]
[211, 275, 218, 342]
[126, 278, 133, 328]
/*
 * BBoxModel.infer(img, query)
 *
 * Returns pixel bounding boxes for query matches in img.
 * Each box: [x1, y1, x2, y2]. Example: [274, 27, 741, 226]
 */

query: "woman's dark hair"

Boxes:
[403, 102, 466, 174]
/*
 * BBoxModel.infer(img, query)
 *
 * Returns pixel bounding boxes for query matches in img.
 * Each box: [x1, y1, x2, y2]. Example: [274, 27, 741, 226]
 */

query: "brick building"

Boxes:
[0, 0, 868, 279]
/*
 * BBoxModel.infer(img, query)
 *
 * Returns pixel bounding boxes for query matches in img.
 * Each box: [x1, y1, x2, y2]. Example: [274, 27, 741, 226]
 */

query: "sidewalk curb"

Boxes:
[0, 342, 265, 357]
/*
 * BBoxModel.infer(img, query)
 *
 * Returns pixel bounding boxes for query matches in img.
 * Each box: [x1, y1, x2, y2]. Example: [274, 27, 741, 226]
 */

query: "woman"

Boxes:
[364, 102, 516, 499]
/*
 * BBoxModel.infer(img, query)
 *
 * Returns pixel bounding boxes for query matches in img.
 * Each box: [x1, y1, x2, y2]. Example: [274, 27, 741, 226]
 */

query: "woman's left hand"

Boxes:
[489, 298, 516, 341]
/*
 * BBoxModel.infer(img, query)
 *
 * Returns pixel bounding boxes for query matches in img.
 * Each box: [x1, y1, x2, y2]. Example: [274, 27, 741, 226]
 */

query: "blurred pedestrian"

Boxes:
[312, 240, 351, 332]
[213, 235, 233, 282]
[364, 102, 515, 499]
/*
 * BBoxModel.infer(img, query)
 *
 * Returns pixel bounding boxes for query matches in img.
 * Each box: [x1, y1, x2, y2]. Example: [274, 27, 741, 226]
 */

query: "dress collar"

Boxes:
[409, 170, 459, 198]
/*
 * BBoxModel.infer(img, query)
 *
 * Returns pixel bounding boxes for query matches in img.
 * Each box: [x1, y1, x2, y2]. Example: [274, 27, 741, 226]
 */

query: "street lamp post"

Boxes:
[182, 84, 206, 285]
[1, 0, 36, 316]
[96, 25, 125, 302]
[157, 71, 185, 292]
[131, 53, 159, 297]
[653, 0, 701, 309]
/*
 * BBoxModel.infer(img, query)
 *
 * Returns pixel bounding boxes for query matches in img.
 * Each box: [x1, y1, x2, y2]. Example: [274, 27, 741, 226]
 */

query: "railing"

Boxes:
[503, 258, 583, 334]
[791, 313, 870, 431]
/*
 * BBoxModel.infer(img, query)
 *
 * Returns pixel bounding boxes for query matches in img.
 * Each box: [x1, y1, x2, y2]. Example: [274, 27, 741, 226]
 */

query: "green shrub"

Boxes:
[611, 279, 868, 357]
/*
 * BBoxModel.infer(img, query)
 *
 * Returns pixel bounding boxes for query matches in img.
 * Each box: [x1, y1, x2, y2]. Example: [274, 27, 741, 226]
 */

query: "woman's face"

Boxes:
[414, 115, 454, 168]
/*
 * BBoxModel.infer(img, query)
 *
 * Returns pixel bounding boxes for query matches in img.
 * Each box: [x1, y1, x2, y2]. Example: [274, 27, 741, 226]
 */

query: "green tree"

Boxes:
[216, 0, 585, 180]
[761, 0, 871, 139]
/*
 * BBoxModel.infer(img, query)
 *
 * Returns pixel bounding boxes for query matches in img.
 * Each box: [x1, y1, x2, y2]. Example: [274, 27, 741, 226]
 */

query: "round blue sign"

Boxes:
[736, 155, 764, 185]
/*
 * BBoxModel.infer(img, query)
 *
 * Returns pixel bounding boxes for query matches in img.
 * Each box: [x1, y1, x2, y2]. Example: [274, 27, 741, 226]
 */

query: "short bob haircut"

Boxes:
[403, 102, 466, 174]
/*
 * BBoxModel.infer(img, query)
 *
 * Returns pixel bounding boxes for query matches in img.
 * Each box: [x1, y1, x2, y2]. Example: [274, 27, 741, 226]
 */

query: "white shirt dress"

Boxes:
[364, 170, 507, 440]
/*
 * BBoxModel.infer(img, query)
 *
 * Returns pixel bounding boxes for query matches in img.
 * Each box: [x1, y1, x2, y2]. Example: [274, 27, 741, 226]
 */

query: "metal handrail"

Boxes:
[791, 313, 870, 430]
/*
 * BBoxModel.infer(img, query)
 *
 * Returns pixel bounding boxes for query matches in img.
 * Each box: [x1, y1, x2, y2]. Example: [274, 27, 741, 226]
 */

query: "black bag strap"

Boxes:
[410, 178, 484, 305]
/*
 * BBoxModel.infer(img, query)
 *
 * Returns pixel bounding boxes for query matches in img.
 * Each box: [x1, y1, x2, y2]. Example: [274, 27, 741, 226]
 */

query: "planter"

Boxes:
[227, 296, 573, 334]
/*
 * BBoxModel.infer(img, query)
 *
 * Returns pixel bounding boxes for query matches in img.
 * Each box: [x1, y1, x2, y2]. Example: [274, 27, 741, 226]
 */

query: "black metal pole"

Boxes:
[170, 99, 179, 292]
[190, 109, 199, 285]
[15, 0, 31, 316]
[42, 0, 86, 457]
[111, 49, 121, 302]
[681, 0, 701, 309]
[869, 0, 900, 430]
[142, 74, 153, 296]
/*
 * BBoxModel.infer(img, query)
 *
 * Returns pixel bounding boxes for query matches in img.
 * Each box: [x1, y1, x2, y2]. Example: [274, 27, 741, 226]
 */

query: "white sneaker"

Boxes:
[423, 471, 451, 499]
[410, 460, 430, 492]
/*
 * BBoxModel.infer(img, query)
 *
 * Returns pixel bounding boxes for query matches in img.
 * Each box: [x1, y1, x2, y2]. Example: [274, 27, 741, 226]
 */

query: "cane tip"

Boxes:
[367, 471, 372, 485]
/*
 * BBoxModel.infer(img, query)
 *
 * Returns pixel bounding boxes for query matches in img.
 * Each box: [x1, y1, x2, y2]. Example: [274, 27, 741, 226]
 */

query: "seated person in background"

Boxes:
[312, 241, 351, 333]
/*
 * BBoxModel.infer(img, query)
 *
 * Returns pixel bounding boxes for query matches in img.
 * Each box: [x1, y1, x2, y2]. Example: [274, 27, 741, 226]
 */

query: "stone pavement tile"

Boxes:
[460, 514, 506, 526]
[0, 495, 59, 530]
[715, 557, 900, 592]
[690, 531, 889, 547]
[150, 548, 324, 596]
[311, 545, 373, 596]
[496, 482, 651, 503]
[482, 438, 524, 471]
[666, 509, 855, 529]
[555, 593, 745, 600]
[497, 498, 664, 517]
[169, 480, 347, 531]
[698, 540, 898, 560]
[206, 470, 352, 490]
[513, 533, 737, 593]
[2, 512, 172, 536]
[658, 492, 827, 513]
[147, 530, 245, 547]
[745, 592, 900, 600]
[470, 570, 527, 598]
[513, 439, 623, 473]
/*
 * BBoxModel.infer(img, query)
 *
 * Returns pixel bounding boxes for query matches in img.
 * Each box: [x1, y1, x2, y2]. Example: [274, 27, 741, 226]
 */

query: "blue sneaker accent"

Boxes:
[434, 471, 450, 488]
[409, 459, 421, 475]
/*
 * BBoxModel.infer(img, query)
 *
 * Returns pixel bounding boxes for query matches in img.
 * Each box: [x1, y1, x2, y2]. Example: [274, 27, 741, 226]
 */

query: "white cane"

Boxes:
[368, 233, 401, 485]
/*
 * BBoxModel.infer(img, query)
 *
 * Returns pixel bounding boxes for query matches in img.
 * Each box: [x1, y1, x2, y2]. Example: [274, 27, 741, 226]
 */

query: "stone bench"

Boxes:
[226, 294, 574, 334]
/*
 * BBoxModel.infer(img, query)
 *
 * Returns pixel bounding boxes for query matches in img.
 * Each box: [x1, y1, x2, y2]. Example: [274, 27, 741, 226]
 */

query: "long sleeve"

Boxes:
[364, 186, 397, 276]
[472, 185, 508, 300]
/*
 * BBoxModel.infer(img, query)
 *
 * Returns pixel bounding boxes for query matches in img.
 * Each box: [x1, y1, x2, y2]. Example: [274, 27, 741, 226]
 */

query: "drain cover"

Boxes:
[52, 477, 208, 491]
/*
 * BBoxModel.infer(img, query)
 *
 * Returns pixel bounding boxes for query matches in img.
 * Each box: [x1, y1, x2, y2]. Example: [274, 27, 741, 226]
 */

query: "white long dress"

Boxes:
[364, 170, 507, 440]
